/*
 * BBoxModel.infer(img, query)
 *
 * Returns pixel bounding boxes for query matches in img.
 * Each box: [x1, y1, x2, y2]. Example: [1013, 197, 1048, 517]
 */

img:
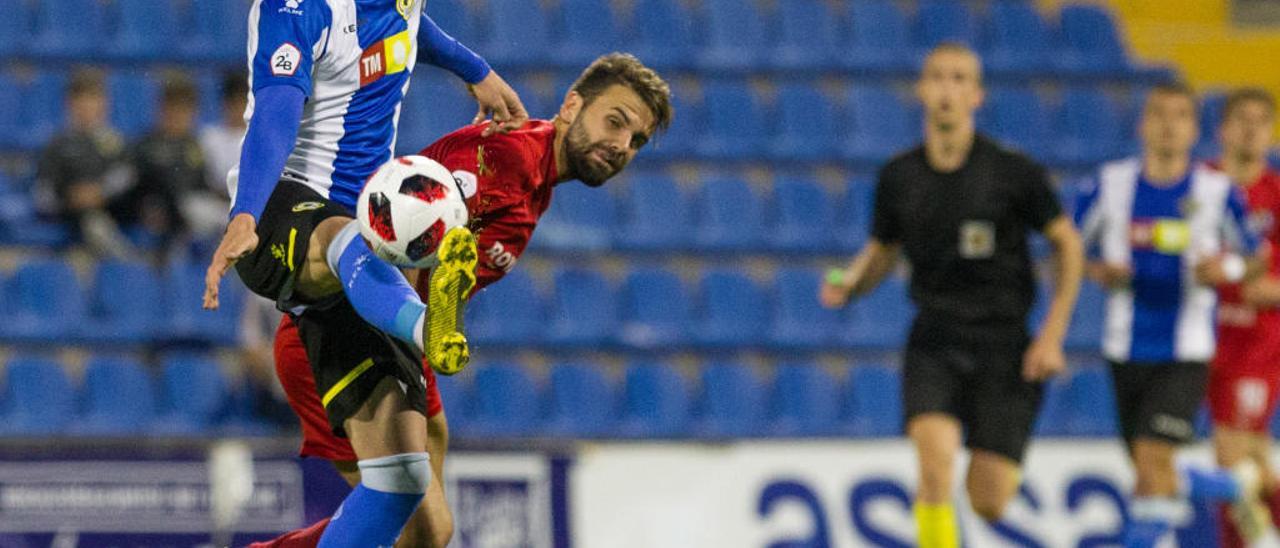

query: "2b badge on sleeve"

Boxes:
[959, 220, 996, 259]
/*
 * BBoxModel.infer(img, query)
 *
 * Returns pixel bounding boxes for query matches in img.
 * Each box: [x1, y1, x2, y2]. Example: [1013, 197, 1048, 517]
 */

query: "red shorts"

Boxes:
[1208, 346, 1280, 433]
[274, 314, 442, 462]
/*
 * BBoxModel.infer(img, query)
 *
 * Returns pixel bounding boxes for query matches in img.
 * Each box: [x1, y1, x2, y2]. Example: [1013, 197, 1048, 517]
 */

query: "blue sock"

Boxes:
[327, 222, 426, 348]
[1183, 466, 1241, 502]
[1123, 497, 1186, 548]
[318, 453, 430, 548]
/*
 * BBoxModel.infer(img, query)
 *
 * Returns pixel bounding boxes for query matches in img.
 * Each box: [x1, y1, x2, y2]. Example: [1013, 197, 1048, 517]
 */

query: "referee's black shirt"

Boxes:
[872, 135, 1061, 337]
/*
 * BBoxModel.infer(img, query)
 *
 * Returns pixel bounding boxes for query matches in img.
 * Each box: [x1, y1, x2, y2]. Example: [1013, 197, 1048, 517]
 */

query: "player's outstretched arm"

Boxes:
[416, 14, 527, 136]
[1023, 215, 1084, 382]
[819, 239, 900, 309]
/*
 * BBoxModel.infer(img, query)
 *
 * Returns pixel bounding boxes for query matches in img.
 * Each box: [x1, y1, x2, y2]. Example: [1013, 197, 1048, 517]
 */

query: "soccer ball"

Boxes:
[356, 155, 469, 268]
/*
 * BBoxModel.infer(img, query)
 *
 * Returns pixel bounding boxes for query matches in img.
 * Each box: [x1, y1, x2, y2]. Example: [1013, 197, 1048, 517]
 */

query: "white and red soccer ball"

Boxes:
[356, 155, 469, 268]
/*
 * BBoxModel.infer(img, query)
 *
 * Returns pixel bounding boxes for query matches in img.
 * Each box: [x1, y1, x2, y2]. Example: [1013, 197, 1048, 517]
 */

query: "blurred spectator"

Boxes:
[34, 67, 135, 257]
[193, 71, 249, 240]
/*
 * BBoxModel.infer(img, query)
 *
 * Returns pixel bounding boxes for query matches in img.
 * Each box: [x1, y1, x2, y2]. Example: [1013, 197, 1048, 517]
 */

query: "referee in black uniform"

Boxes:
[821, 44, 1084, 547]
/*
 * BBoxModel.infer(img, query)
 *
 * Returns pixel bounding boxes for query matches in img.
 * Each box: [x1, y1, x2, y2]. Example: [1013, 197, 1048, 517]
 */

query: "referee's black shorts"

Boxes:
[903, 317, 1043, 463]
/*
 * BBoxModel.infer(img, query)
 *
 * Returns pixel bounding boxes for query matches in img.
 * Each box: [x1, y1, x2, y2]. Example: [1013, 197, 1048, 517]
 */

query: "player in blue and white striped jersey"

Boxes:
[200, 2, 527, 546]
[1076, 83, 1269, 548]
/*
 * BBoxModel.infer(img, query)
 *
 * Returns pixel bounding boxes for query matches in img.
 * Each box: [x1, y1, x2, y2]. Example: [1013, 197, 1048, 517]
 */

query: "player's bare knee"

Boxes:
[298, 216, 354, 294]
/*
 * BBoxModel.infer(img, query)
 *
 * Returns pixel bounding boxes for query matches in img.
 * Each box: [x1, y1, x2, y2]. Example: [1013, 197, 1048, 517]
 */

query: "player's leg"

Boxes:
[965, 452, 1020, 522]
[964, 343, 1042, 522]
[903, 343, 963, 548]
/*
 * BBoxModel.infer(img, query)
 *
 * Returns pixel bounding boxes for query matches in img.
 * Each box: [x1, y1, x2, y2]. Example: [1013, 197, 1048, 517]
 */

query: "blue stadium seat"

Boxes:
[771, 85, 840, 160]
[110, 0, 179, 60]
[1195, 90, 1228, 160]
[435, 374, 470, 432]
[695, 362, 764, 437]
[769, 0, 839, 70]
[425, 0, 480, 48]
[627, 0, 696, 70]
[395, 69, 474, 155]
[619, 361, 691, 438]
[694, 178, 765, 251]
[22, 71, 68, 151]
[844, 1, 914, 73]
[836, 176, 875, 252]
[769, 177, 835, 253]
[71, 356, 156, 435]
[545, 363, 616, 437]
[0, 0, 29, 57]
[697, 82, 768, 159]
[915, 0, 977, 49]
[697, 0, 766, 72]
[1061, 363, 1119, 436]
[984, 1, 1053, 76]
[109, 70, 159, 139]
[153, 353, 228, 435]
[166, 260, 245, 346]
[614, 173, 692, 251]
[693, 270, 769, 348]
[985, 87, 1051, 161]
[619, 268, 691, 350]
[508, 75, 552, 122]
[770, 268, 841, 350]
[182, 0, 246, 62]
[554, 0, 625, 68]
[845, 86, 914, 165]
[482, 0, 551, 69]
[0, 357, 74, 435]
[468, 269, 544, 345]
[646, 86, 699, 160]
[546, 267, 617, 347]
[843, 363, 903, 437]
[1, 257, 84, 343]
[1056, 4, 1132, 77]
[769, 362, 840, 437]
[1067, 282, 1106, 351]
[1053, 89, 1126, 168]
[532, 182, 615, 251]
[0, 73, 22, 150]
[841, 274, 913, 349]
[468, 362, 541, 437]
[84, 260, 163, 345]
[31, 0, 108, 59]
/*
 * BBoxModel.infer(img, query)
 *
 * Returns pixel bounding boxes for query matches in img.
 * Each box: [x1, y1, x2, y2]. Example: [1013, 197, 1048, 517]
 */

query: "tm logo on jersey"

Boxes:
[359, 30, 412, 87]
[1130, 218, 1190, 254]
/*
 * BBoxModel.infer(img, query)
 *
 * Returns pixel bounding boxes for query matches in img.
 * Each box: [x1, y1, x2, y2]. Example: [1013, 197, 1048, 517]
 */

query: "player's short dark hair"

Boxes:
[569, 53, 673, 133]
[1223, 87, 1276, 121]
[1147, 81, 1199, 115]
[220, 70, 249, 103]
[161, 72, 199, 106]
[67, 68, 105, 99]
[921, 42, 983, 86]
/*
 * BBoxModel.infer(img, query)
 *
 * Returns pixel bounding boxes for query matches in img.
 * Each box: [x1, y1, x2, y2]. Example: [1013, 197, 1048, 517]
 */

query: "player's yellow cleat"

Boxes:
[425, 226, 477, 375]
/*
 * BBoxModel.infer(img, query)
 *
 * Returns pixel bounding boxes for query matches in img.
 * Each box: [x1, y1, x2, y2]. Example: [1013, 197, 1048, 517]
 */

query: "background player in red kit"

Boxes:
[256, 53, 672, 548]
[1209, 88, 1280, 546]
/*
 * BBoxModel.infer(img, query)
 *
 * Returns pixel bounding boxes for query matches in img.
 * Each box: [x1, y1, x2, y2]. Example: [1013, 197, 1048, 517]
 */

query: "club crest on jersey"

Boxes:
[958, 220, 995, 259]
[396, 0, 414, 20]
[453, 170, 478, 198]
[359, 30, 412, 87]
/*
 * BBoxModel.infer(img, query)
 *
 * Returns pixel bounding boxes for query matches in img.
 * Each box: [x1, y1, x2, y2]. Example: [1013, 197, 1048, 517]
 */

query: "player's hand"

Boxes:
[1194, 256, 1240, 286]
[203, 213, 258, 310]
[818, 269, 854, 309]
[1022, 336, 1066, 382]
[1087, 262, 1131, 290]
[468, 71, 528, 137]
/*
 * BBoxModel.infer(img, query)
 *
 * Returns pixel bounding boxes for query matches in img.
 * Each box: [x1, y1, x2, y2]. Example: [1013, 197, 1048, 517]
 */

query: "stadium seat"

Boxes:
[0, 0, 28, 57]
[627, 0, 696, 70]
[693, 178, 765, 251]
[697, 81, 769, 160]
[619, 268, 692, 350]
[467, 362, 541, 437]
[843, 363, 903, 437]
[1195, 90, 1228, 160]
[836, 176, 875, 252]
[1066, 282, 1106, 351]
[553, 0, 625, 68]
[769, 177, 835, 253]
[1056, 4, 1132, 77]
[985, 87, 1051, 161]
[395, 70, 474, 155]
[153, 353, 228, 435]
[844, 0, 914, 74]
[425, 0, 480, 47]
[844, 86, 914, 165]
[695, 362, 765, 437]
[915, 0, 977, 49]
[435, 374, 471, 432]
[768, 362, 840, 437]
[770, 85, 841, 160]
[0, 357, 74, 435]
[619, 361, 691, 438]
[770, 268, 841, 350]
[645, 87, 699, 160]
[110, 0, 179, 60]
[1, 257, 84, 343]
[182, 0, 247, 62]
[71, 356, 156, 435]
[614, 173, 692, 251]
[84, 260, 163, 345]
[468, 269, 544, 346]
[22, 71, 68, 151]
[533, 182, 615, 251]
[769, 0, 839, 71]
[693, 270, 769, 348]
[697, 0, 766, 72]
[545, 267, 617, 347]
[481, 0, 551, 69]
[31, 0, 108, 59]
[108, 70, 159, 139]
[1053, 88, 1126, 168]
[0, 73, 22, 150]
[166, 260, 245, 346]
[841, 275, 913, 350]
[984, 1, 1053, 76]
[508, 75, 552, 122]
[1060, 363, 1119, 436]
[545, 363, 616, 437]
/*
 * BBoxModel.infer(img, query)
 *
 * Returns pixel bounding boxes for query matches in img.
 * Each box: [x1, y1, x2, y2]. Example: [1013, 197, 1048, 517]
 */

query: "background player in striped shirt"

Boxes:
[1076, 82, 1268, 548]
[1208, 87, 1280, 546]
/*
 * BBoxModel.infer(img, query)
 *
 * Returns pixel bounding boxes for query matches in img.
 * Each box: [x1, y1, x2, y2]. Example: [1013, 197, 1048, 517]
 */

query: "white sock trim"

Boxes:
[1130, 496, 1191, 526]
[357, 452, 431, 495]
[325, 221, 363, 275]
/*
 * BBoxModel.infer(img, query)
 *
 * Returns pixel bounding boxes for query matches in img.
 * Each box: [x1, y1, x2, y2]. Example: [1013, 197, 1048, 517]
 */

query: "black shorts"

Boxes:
[903, 320, 1042, 463]
[234, 179, 349, 310]
[295, 298, 429, 437]
[1109, 360, 1207, 446]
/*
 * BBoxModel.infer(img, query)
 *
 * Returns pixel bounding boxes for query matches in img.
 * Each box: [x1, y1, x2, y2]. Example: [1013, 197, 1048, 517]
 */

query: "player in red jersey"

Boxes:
[253, 53, 672, 548]
[1209, 88, 1280, 546]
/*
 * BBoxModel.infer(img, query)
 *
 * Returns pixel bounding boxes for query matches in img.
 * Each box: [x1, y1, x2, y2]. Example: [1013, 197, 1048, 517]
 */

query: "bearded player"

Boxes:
[253, 53, 673, 548]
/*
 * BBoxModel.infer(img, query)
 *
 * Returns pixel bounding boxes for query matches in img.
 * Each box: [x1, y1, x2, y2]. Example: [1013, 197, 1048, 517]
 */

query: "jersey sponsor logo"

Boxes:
[452, 170, 478, 198]
[958, 220, 995, 259]
[1130, 218, 1190, 254]
[279, 0, 304, 15]
[485, 241, 518, 273]
[1235, 378, 1269, 420]
[270, 43, 302, 76]
[359, 30, 412, 87]
[291, 201, 324, 212]
[396, 0, 415, 20]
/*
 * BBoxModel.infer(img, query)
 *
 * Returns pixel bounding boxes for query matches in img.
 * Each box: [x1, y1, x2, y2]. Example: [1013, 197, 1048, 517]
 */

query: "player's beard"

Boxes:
[564, 118, 623, 187]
